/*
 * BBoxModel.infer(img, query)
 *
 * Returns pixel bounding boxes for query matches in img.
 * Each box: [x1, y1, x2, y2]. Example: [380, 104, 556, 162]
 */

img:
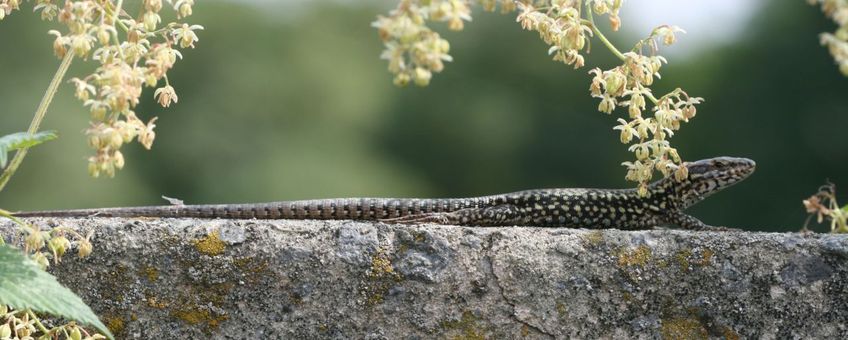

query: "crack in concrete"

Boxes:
[484, 232, 555, 339]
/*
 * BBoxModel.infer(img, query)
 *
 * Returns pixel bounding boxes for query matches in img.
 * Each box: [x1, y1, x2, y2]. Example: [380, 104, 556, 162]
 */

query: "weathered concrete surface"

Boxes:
[1, 218, 847, 339]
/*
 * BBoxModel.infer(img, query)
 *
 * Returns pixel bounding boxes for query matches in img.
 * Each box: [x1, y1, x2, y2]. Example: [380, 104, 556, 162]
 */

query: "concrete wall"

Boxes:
[2, 218, 847, 338]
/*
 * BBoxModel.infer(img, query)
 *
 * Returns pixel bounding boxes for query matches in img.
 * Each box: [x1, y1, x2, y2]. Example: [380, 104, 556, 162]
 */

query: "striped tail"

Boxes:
[12, 196, 507, 220]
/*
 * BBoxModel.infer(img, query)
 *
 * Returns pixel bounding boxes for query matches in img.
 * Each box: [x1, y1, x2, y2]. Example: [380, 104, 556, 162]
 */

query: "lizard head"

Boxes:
[672, 157, 756, 209]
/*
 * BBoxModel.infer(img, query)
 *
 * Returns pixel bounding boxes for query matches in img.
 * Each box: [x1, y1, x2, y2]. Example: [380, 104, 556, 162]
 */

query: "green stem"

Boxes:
[585, 9, 625, 61]
[0, 209, 25, 227]
[0, 52, 74, 192]
[645, 91, 659, 105]
[26, 309, 51, 335]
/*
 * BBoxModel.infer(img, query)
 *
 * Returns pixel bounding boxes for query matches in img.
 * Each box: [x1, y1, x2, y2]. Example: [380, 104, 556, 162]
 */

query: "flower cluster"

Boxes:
[809, 0, 848, 75]
[591, 56, 700, 195]
[0, 306, 105, 340]
[372, 0, 467, 87]
[2, 0, 202, 177]
[376, 1, 700, 194]
[515, 1, 593, 68]
[803, 183, 848, 233]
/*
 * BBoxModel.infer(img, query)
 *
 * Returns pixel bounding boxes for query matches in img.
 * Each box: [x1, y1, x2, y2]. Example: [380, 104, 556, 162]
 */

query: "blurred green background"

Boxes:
[0, 1, 845, 232]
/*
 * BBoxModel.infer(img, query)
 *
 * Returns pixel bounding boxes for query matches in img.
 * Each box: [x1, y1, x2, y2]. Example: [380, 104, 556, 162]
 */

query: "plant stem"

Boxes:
[0, 52, 74, 193]
[27, 309, 51, 335]
[584, 10, 625, 61]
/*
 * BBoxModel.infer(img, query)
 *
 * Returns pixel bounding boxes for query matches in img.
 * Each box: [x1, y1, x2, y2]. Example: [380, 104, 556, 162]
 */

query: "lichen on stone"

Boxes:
[194, 230, 225, 256]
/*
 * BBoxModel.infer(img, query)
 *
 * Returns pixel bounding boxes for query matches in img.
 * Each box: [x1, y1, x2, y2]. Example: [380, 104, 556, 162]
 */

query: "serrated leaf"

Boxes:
[0, 245, 113, 339]
[0, 131, 58, 168]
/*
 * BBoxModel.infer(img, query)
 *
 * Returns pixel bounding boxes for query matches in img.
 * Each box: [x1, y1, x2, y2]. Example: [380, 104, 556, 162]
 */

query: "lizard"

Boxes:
[13, 157, 755, 230]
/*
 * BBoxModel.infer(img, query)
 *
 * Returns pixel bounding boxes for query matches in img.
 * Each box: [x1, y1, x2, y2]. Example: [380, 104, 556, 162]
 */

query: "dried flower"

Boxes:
[154, 85, 178, 107]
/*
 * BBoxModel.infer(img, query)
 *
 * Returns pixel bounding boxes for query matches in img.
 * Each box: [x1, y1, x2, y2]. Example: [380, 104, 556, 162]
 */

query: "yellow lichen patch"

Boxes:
[696, 248, 714, 267]
[441, 310, 485, 340]
[413, 231, 427, 243]
[194, 230, 225, 256]
[146, 295, 168, 309]
[617, 245, 652, 267]
[104, 315, 125, 336]
[232, 256, 270, 284]
[555, 301, 568, 318]
[583, 230, 605, 246]
[171, 306, 228, 328]
[660, 317, 708, 340]
[142, 265, 159, 282]
[675, 249, 693, 271]
[363, 248, 403, 306]
[721, 326, 740, 340]
[167, 281, 234, 332]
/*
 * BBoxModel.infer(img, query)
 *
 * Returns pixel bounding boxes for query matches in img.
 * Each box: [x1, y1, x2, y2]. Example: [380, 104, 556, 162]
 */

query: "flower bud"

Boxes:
[674, 165, 689, 181]
[33, 251, 50, 270]
[49, 236, 70, 258]
[604, 71, 626, 96]
[609, 15, 621, 31]
[593, 1, 609, 14]
[637, 183, 648, 197]
[109, 130, 124, 149]
[70, 326, 82, 340]
[598, 96, 615, 114]
[143, 11, 160, 31]
[25, 229, 45, 250]
[88, 160, 100, 178]
[393, 72, 410, 87]
[114, 150, 125, 169]
[144, 0, 163, 12]
[78, 239, 93, 258]
[413, 67, 432, 86]
[620, 128, 633, 144]
[0, 324, 10, 339]
[87, 134, 101, 148]
[635, 144, 649, 160]
[628, 104, 641, 118]
[179, 2, 193, 19]
[77, 239, 94, 258]
[668, 148, 681, 163]
[683, 105, 697, 119]
[448, 17, 464, 31]
[71, 35, 92, 58]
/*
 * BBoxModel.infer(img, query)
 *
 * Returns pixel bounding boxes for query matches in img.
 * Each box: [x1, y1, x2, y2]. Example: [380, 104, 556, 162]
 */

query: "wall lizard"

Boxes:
[14, 157, 755, 230]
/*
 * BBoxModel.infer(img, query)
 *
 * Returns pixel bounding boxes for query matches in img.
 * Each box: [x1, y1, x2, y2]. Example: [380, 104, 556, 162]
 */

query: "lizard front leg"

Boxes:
[664, 211, 740, 231]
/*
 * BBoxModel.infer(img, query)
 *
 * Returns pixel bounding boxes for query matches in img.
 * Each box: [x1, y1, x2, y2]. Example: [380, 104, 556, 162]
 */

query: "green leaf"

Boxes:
[0, 245, 113, 339]
[0, 131, 58, 168]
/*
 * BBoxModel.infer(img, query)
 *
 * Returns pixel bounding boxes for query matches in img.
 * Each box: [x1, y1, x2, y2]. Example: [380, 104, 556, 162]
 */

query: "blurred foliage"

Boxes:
[0, 1, 846, 231]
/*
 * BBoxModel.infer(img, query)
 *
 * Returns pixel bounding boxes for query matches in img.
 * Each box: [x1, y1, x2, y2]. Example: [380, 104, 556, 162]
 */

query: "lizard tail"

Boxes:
[10, 196, 506, 220]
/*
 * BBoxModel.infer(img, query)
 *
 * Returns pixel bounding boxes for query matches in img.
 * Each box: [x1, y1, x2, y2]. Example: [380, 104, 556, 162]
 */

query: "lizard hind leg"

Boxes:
[379, 204, 523, 227]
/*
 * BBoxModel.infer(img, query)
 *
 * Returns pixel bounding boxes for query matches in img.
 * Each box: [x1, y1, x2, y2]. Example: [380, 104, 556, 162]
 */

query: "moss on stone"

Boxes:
[675, 249, 693, 272]
[660, 317, 708, 340]
[617, 245, 652, 267]
[582, 230, 605, 247]
[104, 315, 125, 337]
[363, 247, 403, 306]
[441, 310, 485, 340]
[142, 265, 159, 282]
